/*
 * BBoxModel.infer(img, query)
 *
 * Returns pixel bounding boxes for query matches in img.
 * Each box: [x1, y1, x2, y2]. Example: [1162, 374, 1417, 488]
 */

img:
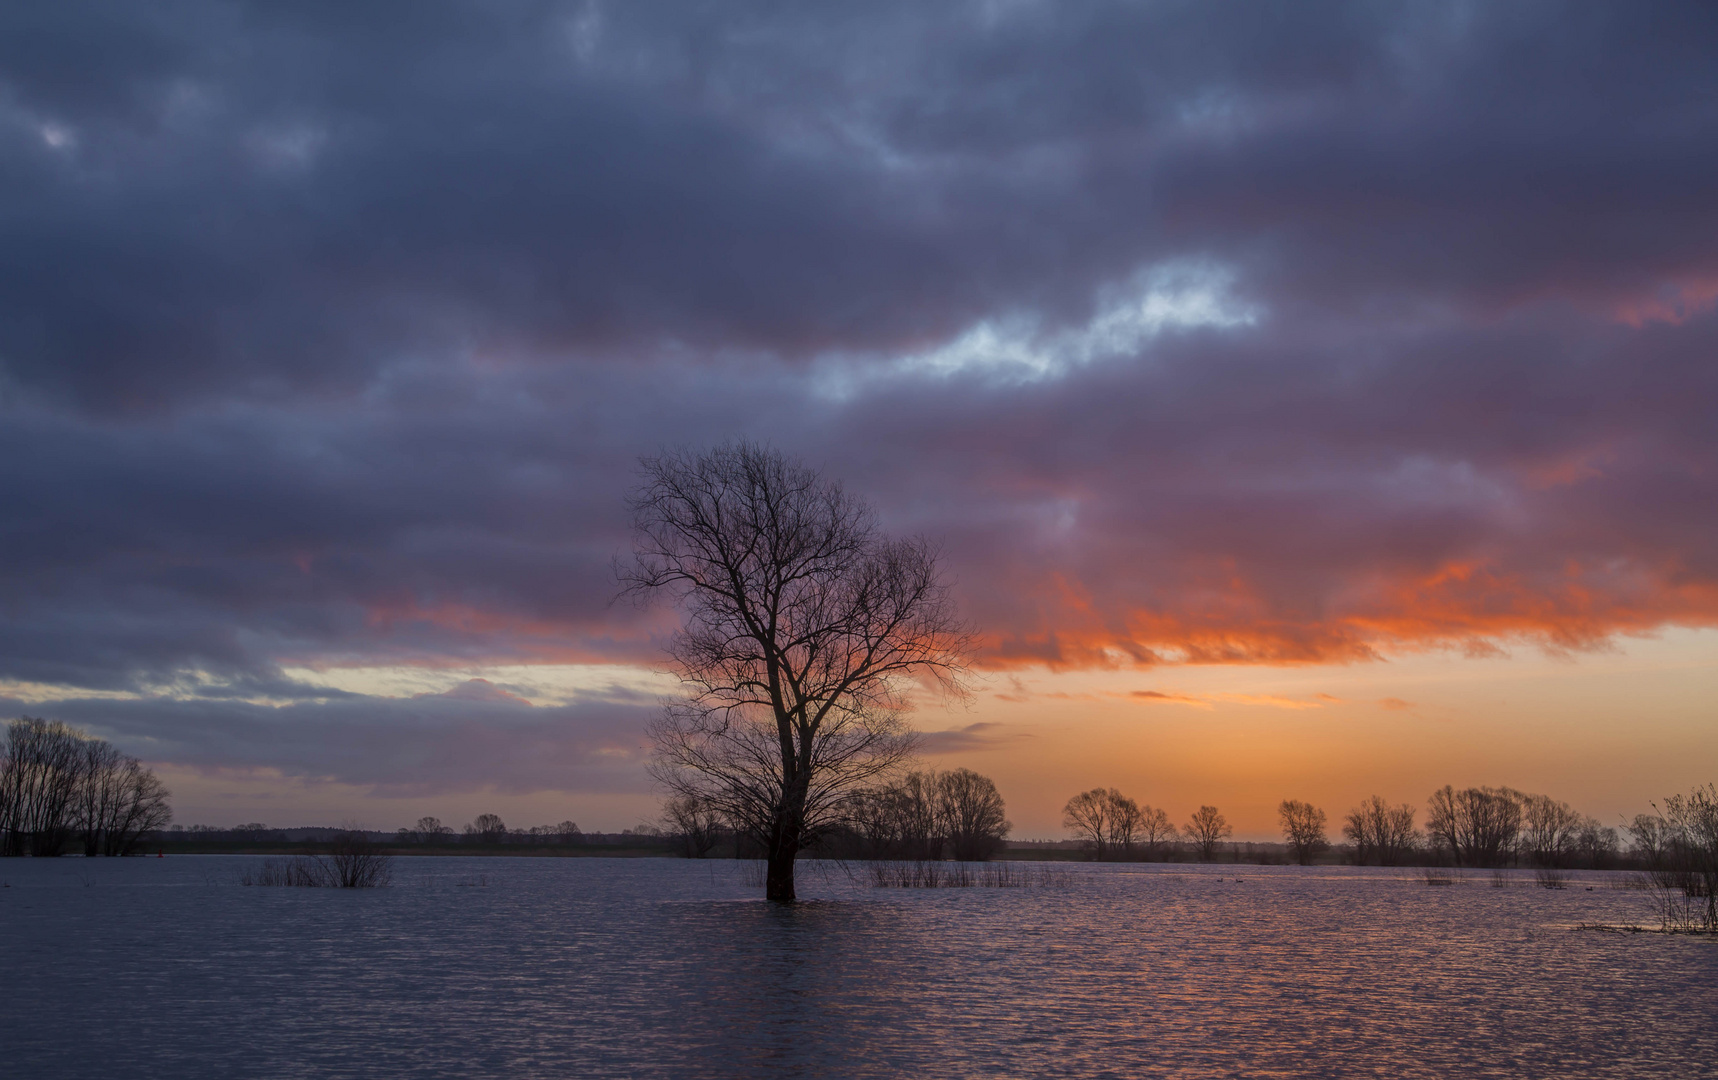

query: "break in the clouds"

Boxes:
[3, 1, 1716, 794]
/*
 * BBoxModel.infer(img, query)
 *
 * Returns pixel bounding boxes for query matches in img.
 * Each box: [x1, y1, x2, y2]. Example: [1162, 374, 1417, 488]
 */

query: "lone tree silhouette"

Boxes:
[1063, 788, 1155, 861]
[1184, 805, 1232, 861]
[1278, 799, 1329, 865]
[624, 442, 971, 902]
[937, 768, 1011, 861]
[1062, 788, 1113, 860]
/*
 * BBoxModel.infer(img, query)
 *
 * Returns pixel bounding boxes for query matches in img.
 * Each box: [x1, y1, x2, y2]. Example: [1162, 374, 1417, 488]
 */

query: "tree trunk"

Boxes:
[765, 839, 798, 903]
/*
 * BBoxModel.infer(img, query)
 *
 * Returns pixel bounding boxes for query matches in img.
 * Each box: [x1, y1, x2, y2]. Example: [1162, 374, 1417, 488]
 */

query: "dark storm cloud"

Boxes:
[3, 1, 1717, 783]
[10, 2, 1709, 409]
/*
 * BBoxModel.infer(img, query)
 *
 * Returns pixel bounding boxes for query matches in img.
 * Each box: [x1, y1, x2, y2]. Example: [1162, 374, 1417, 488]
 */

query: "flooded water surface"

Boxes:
[4, 857, 1713, 1078]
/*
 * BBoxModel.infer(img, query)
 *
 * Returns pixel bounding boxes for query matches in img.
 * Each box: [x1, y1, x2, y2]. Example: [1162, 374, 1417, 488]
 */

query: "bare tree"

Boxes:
[1, 718, 84, 856]
[1278, 799, 1329, 865]
[465, 813, 507, 844]
[73, 738, 127, 856]
[1184, 805, 1232, 862]
[855, 771, 942, 860]
[2, 718, 169, 857]
[412, 816, 454, 843]
[1106, 790, 1143, 860]
[1641, 784, 1718, 932]
[246, 831, 392, 889]
[1628, 812, 1671, 866]
[1138, 805, 1176, 861]
[844, 768, 1006, 863]
[527, 819, 582, 845]
[1425, 786, 1522, 867]
[663, 793, 724, 858]
[1574, 818, 1618, 869]
[1342, 796, 1418, 866]
[1063, 788, 1112, 860]
[98, 759, 172, 855]
[325, 829, 393, 888]
[1520, 793, 1582, 868]
[625, 443, 971, 902]
[936, 768, 1010, 861]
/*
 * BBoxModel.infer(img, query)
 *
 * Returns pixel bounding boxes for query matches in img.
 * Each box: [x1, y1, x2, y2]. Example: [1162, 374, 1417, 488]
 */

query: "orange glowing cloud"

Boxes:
[1128, 690, 1212, 709]
[978, 553, 1718, 672]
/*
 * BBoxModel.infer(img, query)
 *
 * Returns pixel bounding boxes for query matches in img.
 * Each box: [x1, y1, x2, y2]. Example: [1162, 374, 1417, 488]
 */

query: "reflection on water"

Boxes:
[3, 858, 1714, 1078]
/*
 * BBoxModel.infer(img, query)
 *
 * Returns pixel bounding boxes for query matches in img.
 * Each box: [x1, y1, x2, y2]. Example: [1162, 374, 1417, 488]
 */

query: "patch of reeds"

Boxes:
[1421, 866, 1457, 886]
[1534, 866, 1571, 890]
[863, 860, 1070, 888]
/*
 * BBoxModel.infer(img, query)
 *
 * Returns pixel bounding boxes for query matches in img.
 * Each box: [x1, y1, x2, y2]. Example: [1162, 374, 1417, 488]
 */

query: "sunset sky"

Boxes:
[3, 2, 1715, 837]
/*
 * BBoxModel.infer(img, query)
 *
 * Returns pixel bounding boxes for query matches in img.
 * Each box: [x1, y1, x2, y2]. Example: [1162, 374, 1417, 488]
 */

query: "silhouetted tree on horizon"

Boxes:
[465, 813, 507, 844]
[1343, 796, 1419, 866]
[1184, 805, 1232, 862]
[1278, 799, 1329, 865]
[936, 768, 1011, 861]
[408, 816, 454, 843]
[1063, 788, 1112, 860]
[1426, 786, 1521, 867]
[1137, 804, 1176, 861]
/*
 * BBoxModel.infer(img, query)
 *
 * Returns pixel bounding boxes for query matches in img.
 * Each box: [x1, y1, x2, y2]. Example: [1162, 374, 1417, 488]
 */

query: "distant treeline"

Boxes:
[392, 814, 585, 846]
[1057, 784, 1713, 873]
[1, 717, 172, 857]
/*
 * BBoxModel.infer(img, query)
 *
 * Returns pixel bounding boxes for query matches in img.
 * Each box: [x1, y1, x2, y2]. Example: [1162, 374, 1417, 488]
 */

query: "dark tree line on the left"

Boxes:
[0, 717, 172, 857]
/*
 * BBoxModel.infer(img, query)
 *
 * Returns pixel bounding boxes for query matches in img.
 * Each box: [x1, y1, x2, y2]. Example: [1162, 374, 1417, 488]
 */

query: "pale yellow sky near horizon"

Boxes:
[149, 626, 1718, 842]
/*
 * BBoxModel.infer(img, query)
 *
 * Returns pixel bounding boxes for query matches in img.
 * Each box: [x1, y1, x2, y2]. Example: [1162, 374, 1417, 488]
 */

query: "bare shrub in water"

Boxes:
[242, 857, 326, 887]
[1639, 784, 1718, 933]
[240, 831, 391, 888]
[326, 830, 393, 887]
[1534, 866, 1571, 890]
